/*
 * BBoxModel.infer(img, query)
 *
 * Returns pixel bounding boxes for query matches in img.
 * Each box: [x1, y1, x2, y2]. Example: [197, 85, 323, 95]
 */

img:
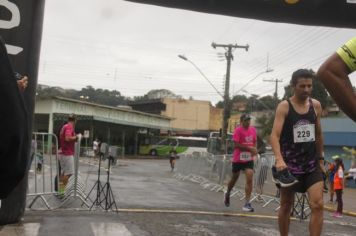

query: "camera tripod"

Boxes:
[97, 156, 118, 212]
[85, 153, 105, 209]
[87, 153, 118, 212]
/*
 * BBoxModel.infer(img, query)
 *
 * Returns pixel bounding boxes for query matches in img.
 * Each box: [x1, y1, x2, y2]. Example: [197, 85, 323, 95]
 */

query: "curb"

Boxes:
[262, 190, 356, 218]
[324, 205, 356, 217]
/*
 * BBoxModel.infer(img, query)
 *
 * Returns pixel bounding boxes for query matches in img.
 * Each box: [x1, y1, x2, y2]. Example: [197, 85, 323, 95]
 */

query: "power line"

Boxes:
[263, 78, 283, 99]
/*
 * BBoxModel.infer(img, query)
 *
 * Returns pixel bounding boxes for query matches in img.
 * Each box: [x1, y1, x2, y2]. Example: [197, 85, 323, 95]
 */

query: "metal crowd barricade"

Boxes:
[175, 152, 232, 192]
[58, 136, 89, 208]
[27, 132, 90, 209]
[173, 151, 283, 213]
[27, 132, 60, 209]
[292, 193, 311, 220]
[249, 153, 280, 207]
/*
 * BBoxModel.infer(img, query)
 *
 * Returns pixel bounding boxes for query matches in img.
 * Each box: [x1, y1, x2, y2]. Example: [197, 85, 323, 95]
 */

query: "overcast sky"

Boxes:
[38, 0, 356, 105]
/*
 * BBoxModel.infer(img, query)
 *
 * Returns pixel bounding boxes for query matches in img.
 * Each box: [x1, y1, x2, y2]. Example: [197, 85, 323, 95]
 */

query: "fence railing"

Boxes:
[174, 151, 311, 219]
[27, 133, 89, 209]
[27, 132, 60, 209]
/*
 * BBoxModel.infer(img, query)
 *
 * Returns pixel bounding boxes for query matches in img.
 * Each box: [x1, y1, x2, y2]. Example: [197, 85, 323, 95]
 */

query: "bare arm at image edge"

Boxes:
[313, 99, 325, 173]
[270, 101, 288, 170]
[317, 38, 356, 122]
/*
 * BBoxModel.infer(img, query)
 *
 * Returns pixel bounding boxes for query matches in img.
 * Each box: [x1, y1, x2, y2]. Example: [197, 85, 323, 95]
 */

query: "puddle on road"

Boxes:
[174, 224, 217, 236]
[0, 223, 40, 236]
[91, 222, 132, 236]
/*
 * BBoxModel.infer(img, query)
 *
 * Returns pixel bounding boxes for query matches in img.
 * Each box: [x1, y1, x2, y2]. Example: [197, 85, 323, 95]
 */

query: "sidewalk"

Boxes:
[323, 187, 356, 217]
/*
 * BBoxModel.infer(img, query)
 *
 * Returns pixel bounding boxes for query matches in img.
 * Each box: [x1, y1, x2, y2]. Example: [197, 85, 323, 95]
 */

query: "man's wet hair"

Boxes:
[68, 113, 76, 122]
[290, 69, 315, 87]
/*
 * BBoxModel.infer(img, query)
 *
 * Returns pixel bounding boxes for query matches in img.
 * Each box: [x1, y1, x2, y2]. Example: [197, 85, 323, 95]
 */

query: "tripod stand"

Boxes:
[86, 153, 105, 210]
[98, 156, 118, 212]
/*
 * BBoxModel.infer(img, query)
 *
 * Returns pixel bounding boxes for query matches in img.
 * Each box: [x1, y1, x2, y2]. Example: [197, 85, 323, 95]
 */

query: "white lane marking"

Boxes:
[91, 223, 132, 236]
[0, 223, 40, 236]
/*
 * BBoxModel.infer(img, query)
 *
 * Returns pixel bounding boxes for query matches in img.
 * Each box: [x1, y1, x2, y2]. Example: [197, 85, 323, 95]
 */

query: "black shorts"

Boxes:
[292, 169, 323, 193]
[232, 161, 254, 173]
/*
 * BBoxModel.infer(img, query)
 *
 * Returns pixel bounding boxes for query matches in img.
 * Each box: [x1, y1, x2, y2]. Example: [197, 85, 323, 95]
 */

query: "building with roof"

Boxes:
[129, 98, 224, 136]
[34, 96, 171, 155]
[322, 117, 356, 170]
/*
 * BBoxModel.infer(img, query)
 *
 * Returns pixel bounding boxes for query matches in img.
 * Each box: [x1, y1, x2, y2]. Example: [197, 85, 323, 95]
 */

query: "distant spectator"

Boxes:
[327, 158, 337, 203]
[169, 148, 177, 172]
[93, 138, 99, 157]
[332, 156, 345, 218]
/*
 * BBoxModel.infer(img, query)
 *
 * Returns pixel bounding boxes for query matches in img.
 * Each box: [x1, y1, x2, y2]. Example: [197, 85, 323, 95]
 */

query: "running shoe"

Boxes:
[271, 166, 298, 188]
[224, 191, 230, 207]
[242, 203, 254, 212]
[332, 212, 343, 218]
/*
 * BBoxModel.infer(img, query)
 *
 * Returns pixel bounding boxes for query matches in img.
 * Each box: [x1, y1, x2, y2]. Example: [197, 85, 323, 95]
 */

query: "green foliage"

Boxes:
[215, 101, 224, 108]
[36, 85, 128, 107]
[246, 95, 276, 111]
[36, 86, 182, 107]
[231, 95, 248, 103]
[216, 94, 275, 111]
[283, 85, 293, 100]
[256, 113, 275, 139]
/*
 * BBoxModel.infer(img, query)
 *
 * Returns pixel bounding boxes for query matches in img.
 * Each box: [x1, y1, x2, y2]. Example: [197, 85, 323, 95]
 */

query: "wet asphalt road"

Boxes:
[1, 158, 356, 236]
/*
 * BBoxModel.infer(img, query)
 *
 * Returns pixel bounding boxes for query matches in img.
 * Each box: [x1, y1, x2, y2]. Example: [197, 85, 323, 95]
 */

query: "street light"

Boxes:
[235, 68, 274, 95]
[178, 55, 224, 98]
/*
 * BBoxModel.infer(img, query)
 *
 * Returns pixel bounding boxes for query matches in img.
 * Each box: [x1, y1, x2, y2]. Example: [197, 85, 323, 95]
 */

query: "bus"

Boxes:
[139, 136, 207, 156]
[207, 132, 234, 155]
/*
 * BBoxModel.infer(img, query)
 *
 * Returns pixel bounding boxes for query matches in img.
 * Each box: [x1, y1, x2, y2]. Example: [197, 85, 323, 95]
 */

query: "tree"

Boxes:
[256, 113, 275, 140]
[259, 95, 277, 110]
[36, 85, 130, 107]
[283, 85, 293, 100]
[145, 89, 180, 99]
[231, 94, 248, 103]
[246, 94, 259, 112]
[215, 100, 224, 108]
[215, 101, 224, 109]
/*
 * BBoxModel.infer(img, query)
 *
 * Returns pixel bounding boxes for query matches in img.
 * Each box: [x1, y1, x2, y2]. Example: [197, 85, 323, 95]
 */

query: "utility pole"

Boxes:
[263, 78, 283, 100]
[212, 42, 249, 154]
